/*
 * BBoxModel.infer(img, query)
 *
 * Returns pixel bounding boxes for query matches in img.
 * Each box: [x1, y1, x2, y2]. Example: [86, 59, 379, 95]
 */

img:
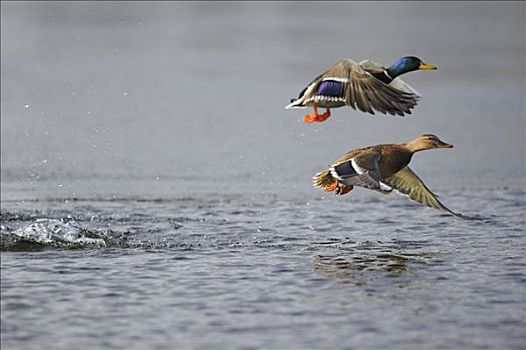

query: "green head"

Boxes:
[386, 56, 437, 79]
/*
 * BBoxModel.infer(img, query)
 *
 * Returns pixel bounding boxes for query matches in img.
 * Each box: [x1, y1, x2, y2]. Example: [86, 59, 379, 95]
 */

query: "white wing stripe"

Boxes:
[329, 167, 343, 181]
[322, 77, 349, 83]
[350, 159, 366, 175]
[379, 182, 392, 191]
[315, 96, 346, 102]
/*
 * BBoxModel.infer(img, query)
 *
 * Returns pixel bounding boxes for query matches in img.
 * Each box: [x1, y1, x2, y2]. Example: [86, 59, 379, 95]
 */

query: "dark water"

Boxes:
[1, 188, 525, 349]
[1, 2, 525, 350]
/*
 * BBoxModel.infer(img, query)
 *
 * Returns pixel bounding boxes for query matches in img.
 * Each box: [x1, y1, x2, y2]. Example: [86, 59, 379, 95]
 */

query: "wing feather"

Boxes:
[331, 152, 390, 193]
[288, 58, 420, 115]
[337, 60, 419, 116]
[383, 167, 463, 217]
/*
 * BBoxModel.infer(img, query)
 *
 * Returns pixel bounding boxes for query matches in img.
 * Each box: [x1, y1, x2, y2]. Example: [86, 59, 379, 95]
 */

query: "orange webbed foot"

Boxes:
[324, 180, 338, 192]
[335, 184, 353, 196]
[316, 109, 331, 122]
[303, 113, 318, 124]
[304, 103, 321, 124]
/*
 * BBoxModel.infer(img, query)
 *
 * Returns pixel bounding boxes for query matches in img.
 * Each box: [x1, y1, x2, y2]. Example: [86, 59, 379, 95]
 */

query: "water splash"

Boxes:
[1, 219, 107, 250]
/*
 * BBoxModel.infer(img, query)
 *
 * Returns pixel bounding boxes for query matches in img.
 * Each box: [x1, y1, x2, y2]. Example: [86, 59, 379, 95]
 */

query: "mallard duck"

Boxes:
[313, 134, 463, 217]
[285, 56, 437, 123]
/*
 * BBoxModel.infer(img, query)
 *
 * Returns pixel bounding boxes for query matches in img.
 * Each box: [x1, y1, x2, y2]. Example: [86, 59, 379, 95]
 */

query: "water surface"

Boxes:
[1, 2, 525, 350]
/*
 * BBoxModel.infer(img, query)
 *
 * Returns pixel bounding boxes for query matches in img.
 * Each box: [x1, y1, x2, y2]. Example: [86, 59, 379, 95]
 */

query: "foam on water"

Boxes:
[2, 219, 107, 249]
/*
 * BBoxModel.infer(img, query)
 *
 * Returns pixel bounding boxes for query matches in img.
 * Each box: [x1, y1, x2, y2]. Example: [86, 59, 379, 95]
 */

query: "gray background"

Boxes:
[2, 1, 525, 200]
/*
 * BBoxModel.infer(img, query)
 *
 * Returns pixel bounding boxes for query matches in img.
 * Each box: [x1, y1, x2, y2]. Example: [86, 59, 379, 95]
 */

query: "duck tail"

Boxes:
[285, 86, 309, 109]
[312, 169, 337, 191]
[285, 98, 304, 110]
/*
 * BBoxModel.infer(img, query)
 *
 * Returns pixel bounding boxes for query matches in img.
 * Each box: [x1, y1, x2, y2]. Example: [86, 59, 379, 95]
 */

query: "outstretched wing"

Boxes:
[287, 59, 420, 115]
[383, 166, 463, 217]
[358, 59, 385, 72]
[359, 59, 422, 96]
[322, 59, 420, 116]
[285, 69, 330, 109]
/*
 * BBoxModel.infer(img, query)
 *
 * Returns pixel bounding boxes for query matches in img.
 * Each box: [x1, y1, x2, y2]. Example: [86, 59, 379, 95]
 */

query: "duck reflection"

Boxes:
[312, 239, 438, 281]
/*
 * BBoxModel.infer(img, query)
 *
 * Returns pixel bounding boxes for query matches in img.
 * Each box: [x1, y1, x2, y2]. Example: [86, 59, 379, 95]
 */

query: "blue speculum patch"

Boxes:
[317, 80, 344, 98]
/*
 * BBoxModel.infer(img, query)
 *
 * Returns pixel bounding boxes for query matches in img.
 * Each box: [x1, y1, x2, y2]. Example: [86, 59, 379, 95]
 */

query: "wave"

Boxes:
[1, 219, 108, 251]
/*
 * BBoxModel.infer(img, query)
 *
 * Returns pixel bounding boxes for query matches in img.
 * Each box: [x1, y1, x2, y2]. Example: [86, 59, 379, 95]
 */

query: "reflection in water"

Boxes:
[312, 239, 439, 282]
[314, 253, 408, 277]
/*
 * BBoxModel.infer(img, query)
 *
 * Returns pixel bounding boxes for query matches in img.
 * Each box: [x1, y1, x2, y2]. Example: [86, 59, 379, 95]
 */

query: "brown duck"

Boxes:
[313, 134, 463, 217]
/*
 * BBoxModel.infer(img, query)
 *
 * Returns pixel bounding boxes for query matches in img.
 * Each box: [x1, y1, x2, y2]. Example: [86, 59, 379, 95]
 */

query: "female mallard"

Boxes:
[313, 134, 463, 217]
[286, 56, 437, 123]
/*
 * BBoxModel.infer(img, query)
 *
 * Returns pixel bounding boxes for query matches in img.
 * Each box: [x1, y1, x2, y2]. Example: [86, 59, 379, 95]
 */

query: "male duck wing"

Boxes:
[358, 59, 385, 72]
[287, 58, 419, 114]
[359, 59, 422, 96]
[344, 60, 419, 116]
[389, 77, 422, 97]
[285, 69, 330, 109]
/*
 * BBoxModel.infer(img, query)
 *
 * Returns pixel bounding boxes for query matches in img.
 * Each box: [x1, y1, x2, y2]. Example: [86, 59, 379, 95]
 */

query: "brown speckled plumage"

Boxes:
[334, 144, 413, 178]
[313, 135, 464, 217]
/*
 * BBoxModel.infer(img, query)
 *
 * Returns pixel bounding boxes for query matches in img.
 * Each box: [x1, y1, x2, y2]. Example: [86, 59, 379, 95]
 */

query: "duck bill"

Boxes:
[438, 142, 454, 148]
[419, 62, 437, 70]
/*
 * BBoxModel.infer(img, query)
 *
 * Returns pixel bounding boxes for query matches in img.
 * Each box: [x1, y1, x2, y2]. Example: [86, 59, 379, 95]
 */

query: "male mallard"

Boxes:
[313, 134, 463, 217]
[286, 56, 437, 123]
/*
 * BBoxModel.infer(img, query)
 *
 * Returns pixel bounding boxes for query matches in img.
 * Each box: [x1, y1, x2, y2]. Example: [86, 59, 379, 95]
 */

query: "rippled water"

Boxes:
[2, 186, 525, 349]
[2, 2, 525, 350]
